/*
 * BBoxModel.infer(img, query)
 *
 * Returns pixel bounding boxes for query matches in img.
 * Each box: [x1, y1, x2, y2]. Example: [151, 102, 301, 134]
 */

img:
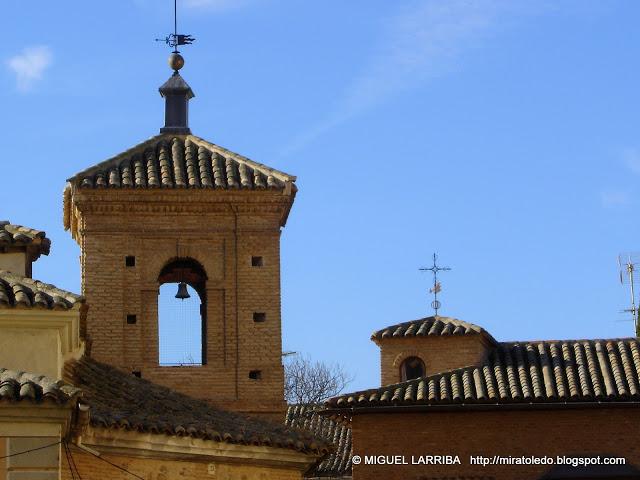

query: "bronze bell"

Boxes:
[175, 281, 190, 300]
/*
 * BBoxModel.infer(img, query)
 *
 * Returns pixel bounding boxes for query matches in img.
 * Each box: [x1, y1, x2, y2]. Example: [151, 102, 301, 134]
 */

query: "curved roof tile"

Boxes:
[0, 271, 83, 310]
[0, 369, 80, 404]
[0, 222, 51, 256]
[327, 338, 640, 409]
[286, 404, 351, 477]
[371, 316, 492, 342]
[67, 134, 296, 191]
[65, 357, 328, 455]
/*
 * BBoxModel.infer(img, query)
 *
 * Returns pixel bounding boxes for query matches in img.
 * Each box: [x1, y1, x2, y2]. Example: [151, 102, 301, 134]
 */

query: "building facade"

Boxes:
[324, 316, 640, 480]
[0, 57, 328, 478]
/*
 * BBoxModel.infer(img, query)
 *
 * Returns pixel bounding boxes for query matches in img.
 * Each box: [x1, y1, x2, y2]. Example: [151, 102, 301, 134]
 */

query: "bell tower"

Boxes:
[63, 52, 296, 420]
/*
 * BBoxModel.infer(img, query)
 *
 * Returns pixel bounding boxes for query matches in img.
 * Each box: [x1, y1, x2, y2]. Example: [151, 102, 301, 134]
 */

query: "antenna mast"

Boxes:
[419, 253, 451, 316]
[618, 253, 639, 335]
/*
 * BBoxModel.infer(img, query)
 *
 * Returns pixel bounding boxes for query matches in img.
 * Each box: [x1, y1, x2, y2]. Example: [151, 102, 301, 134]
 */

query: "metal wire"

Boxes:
[0, 440, 60, 459]
[77, 445, 145, 480]
[63, 442, 80, 480]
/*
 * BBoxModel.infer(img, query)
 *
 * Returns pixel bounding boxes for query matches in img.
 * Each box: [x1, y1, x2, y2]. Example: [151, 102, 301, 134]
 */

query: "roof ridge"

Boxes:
[499, 337, 638, 345]
[188, 135, 296, 182]
[371, 315, 493, 342]
[0, 270, 82, 299]
[66, 134, 169, 181]
[0, 270, 84, 309]
[0, 222, 51, 256]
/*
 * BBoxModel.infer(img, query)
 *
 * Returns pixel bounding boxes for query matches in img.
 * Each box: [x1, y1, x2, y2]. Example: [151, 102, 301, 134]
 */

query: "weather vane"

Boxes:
[156, 0, 195, 54]
[419, 253, 451, 316]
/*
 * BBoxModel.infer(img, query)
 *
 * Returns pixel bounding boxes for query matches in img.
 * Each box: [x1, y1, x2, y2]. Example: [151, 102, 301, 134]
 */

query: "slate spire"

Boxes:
[159, 53, 194, 135]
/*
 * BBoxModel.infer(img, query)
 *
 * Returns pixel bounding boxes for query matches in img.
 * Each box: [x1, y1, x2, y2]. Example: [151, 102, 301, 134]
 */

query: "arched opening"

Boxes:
[400, 356, 425, 382]
[158, 258, 207, 366]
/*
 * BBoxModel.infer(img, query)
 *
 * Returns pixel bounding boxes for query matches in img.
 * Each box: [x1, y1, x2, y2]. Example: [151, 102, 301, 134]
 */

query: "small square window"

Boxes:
[249, 370, 262, 380]
[251, 256, 263, 267]
[132, 371, 142, 378]
[253, 312, 266, 323]
[125, 256, 136, 267]
[126, 314, 137, 325]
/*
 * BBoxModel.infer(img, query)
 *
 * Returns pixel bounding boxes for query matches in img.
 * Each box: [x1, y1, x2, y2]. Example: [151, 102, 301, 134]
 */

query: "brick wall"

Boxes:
[72, 189, 294, 418]
[61, 448, 304, 480]
[378, 336, 493, 386]
[351, 407, 640, 480]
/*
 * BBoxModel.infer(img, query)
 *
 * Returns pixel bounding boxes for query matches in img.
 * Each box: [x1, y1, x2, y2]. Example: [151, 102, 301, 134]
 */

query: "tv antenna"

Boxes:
[618, 253, 640, 335]
[156, 0, 195, 53]
[419, 253, 451, 316]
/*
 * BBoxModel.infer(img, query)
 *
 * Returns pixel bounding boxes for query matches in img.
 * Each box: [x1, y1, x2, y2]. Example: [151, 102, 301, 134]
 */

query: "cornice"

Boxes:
[0, 308, 82, 356]
[73, 202, 288, 215]
[81, 426, 321, 470]
[0, 404, 74, 436]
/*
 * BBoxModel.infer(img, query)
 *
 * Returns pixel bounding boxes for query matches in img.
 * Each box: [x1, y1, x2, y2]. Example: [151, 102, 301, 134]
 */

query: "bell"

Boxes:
[175, 282, 190, 300]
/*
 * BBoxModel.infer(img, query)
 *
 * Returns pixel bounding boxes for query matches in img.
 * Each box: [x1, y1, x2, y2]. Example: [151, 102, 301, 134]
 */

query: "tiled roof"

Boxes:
[421, 477, 494, 480]
[0, 222, 50, 256]
[327, 338, 640, 409]
[0, 271, 83, 310]
[67, 134, 296, 190]
[371, 316, 491, 342]
[65, 357, 329, 455]
[0, 369, 80, 405]
[286, 405, 352, 477]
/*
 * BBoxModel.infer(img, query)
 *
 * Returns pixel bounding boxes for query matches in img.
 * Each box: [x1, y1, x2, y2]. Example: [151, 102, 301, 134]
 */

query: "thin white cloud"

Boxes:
[183, 0, 252, 11]
[622, 147, 640, 174]
[601, 190, 631, 207]
[281, 0, 544, 155]
[6, 46, 53, 92]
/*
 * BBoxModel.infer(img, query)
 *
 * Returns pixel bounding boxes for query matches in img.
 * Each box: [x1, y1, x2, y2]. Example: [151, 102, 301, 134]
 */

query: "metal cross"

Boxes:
[419, 253, 451, 316]
[156, 0, 196, 53]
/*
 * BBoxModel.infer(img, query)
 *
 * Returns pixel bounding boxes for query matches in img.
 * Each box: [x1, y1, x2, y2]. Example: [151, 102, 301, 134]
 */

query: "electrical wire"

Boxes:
[0, 440, 60, 459]
[63, 442, 79, 480]
[64, 442, 82, 480]
[77, 445, 145, 480]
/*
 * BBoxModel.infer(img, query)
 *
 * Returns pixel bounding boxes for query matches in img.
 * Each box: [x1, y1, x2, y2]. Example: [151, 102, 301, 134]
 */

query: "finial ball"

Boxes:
[168, 53, 185, 71]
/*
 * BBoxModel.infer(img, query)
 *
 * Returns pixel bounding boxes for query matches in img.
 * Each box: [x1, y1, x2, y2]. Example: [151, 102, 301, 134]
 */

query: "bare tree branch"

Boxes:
[284, 354, 354, 405]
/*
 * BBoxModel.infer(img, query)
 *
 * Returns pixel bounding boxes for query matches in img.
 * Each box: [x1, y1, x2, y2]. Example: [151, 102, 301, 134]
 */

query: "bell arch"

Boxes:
[400, 356, 425, 382]
[157, 257, 208, 366]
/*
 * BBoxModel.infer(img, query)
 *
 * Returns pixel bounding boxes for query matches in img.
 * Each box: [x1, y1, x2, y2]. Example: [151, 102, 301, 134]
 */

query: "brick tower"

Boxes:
[63, 55, 295, 419]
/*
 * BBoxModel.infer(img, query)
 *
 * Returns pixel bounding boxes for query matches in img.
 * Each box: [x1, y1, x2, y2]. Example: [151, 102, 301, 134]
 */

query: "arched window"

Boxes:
[158, 258, 207, 366]
[400, 356, 425, 381]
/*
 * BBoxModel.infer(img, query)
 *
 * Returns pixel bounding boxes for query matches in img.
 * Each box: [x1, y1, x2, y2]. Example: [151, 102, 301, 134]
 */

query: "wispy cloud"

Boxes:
[6, 46, 53, 92]
[601, 189, 631, 207]
[622, 147, 640, 174]
[281, 0, 542, 155]
[183, 0, 253, 11]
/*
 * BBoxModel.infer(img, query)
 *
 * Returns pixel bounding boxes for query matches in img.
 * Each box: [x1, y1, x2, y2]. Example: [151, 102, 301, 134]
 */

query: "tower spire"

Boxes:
[156, 0, 196, 135]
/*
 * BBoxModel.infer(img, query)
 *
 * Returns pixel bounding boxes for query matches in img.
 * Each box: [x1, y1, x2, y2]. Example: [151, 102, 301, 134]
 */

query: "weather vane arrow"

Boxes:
[156, 0, 196, 53]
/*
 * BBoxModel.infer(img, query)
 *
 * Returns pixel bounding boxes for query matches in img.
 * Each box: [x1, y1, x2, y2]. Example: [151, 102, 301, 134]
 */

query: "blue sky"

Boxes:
[2, 0, 640, 392]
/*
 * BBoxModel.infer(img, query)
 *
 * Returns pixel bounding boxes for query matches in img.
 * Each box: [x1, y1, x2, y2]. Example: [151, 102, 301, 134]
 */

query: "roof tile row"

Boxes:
[0, 222, 50, 255]
[371, 316, 490, 341]
[0, 271, 83, 310]
[65, 357, 328, 454]
[286, 404, 351, 477]
[0, 369, 80, 404]
[328, 338, 640, 408]
[69, 135, 294, 191]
